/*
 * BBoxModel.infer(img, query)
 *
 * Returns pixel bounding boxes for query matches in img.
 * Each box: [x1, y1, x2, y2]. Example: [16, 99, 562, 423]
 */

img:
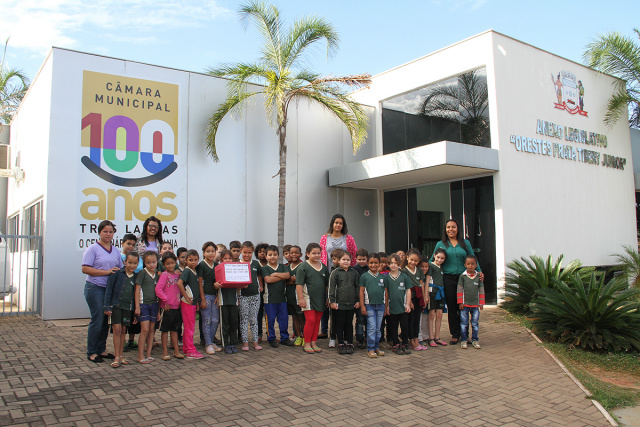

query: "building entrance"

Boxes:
[384, 176, 496, 303]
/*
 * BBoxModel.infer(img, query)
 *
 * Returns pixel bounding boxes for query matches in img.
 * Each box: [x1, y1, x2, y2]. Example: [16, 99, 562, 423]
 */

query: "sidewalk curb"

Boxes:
[525, 327, 619, 427]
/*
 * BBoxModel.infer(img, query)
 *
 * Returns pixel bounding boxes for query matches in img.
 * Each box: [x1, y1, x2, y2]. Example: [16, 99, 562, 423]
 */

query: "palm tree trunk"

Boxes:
[277, 121, 287, 260]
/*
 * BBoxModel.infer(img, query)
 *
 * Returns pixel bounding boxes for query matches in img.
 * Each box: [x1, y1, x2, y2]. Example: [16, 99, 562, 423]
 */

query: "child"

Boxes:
[215, 244, 227, 263]
[177, 249, 205, 359]
[384, 254, 413, 355]
[328, 251, 360, 355]
[261, 245, 293, 347]
[120, 234, 142, 351]
[283, 244, 292, 264]
[176, 247, 187, 272]
[254, 243, 269, 342]
[378, 252, 389, 275]
[286, 245, 305, 345]
[425, 251, 447, 347]
[197, 242, 221, 354]
[353, 248, 369, 348]
[239, 241, 263, 351]
[104, 251, 140, 367]
[377, 251, 390, 347]
[359, 253, 387, 358]
[157, 242, 173, 272]
[155, 252, 184, 360]
[296, 243, 329, 354]
[134, 251, 160, 363]
[325, 249, 343, 348]
[403, 249, 428, 351]
[396, 250, 407, 269]
[229, 241, 242, 262]
[458, 255, 484, 349]
[216, 250, 241, 353]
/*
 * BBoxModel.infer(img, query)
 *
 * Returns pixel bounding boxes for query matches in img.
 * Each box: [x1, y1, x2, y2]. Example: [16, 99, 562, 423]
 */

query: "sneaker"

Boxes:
[186, 352, 204, 359]
[205, 345, 216, 355]
[280, 339, 295, 346]
[224, 346, 233, 354]
[472, 341, 481, 349]
[328, 339, 336, 348]
[357, 340, 366, 349]
[461, 341, 468, 349]
[346, 344, 354, 354]
[231, 346, 239, 353]
[375, 349, 385, 357]
[338, 344, 346, 355]
[392, 344, 402, 354]
[269, 340, 280, 348]
[127, 340, 138, 349]
[403, 344, 412, 355]
[367, 350, 378, 358]
[294, 337, 303, 346]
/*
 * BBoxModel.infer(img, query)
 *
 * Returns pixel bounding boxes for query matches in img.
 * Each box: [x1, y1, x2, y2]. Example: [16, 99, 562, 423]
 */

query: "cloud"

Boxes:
[0, 0, 231, 54]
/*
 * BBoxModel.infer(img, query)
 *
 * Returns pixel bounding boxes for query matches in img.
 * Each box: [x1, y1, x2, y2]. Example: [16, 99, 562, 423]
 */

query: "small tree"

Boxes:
[0, 38, 29, 124]
[583, 29, 640, 128]
[205, 1, 370, 252]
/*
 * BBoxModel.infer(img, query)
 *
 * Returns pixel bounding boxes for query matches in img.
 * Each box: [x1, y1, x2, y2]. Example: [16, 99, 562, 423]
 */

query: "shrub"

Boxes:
[612, 244, 640, 289]
[501, 254, 586, 315]
[530, 272, 640, 352]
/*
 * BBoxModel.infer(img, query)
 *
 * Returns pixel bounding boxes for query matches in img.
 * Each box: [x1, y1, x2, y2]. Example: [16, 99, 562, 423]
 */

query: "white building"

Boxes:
[6, 30, 636, 319]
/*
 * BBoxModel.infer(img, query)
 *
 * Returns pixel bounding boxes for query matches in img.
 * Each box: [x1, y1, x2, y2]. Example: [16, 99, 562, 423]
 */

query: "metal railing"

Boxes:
[0, 235, 42, 317]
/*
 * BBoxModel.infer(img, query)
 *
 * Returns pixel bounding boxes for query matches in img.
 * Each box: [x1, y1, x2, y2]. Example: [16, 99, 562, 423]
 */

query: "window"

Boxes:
[382, 68, 490, 154]
[7, 214, 18, 253]
[23, 200, 42, 251]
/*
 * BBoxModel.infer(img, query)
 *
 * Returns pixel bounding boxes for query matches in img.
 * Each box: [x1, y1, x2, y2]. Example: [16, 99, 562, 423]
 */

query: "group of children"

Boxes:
[103, 235, 484, 367]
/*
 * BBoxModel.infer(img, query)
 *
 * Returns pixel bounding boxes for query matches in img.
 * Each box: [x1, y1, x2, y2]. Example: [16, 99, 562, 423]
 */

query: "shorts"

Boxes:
[138, 303, 159, 323]
[158, 308, 182, 333]
[127, 309, 141, 334]
[287, 303, 302, 316]
[111, 306, 131, 326]
[429, 293, 445, 311]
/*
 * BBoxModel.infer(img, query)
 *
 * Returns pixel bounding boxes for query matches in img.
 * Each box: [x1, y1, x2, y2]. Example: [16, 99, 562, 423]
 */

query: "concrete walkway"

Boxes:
[0, 308, 611, 427]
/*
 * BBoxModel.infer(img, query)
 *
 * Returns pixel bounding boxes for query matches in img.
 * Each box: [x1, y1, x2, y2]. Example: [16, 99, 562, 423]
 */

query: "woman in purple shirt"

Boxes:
[135, 216, 164, 254]
[82, 220, 123, 363]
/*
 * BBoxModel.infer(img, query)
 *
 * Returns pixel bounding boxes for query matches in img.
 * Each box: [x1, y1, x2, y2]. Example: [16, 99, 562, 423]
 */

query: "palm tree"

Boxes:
[0, 38, 29, 124]
[583, 29, 640, 128]
[417, 69, 489, 146]
[205, 1, 371, 251]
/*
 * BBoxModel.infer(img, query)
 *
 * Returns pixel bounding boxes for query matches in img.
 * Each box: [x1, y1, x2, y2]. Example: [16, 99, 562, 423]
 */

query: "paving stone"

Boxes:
[0, 308, 614, 426]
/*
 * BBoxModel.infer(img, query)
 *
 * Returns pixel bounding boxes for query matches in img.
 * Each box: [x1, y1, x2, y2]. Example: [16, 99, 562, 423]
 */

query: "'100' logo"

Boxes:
[81, 113, 177, 186]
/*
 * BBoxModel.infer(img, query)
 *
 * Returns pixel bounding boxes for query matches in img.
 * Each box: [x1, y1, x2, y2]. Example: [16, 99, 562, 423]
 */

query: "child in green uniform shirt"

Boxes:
[286, 245, 305, 346]
[359, 253, 387, 358]
[216, 250, 242, 353]
[261, 245, 293, 347]
[197, 242, 221, 355]
[296, 243, 329, 354]
[425, 250, 448, 347]
[385, 254, 413, 355]
[135, 251, 160, 364]
[239, 241, 263, 351]
[457, 255, 484, 349]
[104, 252, 140, 367]
[403, 249, 428, 351]
[328, 251, 360, 355]
[177, 250, 205, 359]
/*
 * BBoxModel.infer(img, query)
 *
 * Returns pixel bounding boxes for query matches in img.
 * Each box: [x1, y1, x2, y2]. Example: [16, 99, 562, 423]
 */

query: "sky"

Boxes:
[0, 0, 638, 85]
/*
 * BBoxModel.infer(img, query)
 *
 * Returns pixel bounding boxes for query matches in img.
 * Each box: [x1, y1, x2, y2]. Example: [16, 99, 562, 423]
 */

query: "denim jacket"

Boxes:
[104, 268, 134, 312]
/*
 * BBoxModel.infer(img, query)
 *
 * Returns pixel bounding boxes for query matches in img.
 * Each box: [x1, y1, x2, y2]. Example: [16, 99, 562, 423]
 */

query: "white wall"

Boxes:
[491, 33, 636, 275]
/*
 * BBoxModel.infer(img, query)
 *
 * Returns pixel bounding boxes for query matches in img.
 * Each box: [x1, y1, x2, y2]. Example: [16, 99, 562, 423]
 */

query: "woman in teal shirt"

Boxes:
[430, 219, 483, 345]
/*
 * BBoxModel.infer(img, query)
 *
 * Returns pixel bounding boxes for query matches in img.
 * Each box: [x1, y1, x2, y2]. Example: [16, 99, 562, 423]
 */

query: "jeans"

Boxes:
[460, 306, 480, 342]
[264, 302, 289, 342]
[84, 282, 109, 356]
[200, 295, 219, 347]
[355, 310, 366, 341]
[365, 304, 385, 350]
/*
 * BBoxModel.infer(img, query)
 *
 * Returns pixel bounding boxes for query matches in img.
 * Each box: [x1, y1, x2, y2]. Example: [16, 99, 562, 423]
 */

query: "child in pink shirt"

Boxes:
[155, 252, 184, 360]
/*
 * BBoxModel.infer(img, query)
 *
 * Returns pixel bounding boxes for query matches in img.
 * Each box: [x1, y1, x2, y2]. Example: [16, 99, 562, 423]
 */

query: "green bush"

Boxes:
[501, 254, 586, 315]
[613, 244, 640, 289]
[530, 273, 640, 352]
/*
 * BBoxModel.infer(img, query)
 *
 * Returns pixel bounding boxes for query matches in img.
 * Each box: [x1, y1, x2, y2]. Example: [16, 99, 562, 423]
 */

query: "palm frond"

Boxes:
[0, 39, 29, 124]
[240, 1, 284, 73]
[205, 91, 261, 161]
[283, 16, 339, 70]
